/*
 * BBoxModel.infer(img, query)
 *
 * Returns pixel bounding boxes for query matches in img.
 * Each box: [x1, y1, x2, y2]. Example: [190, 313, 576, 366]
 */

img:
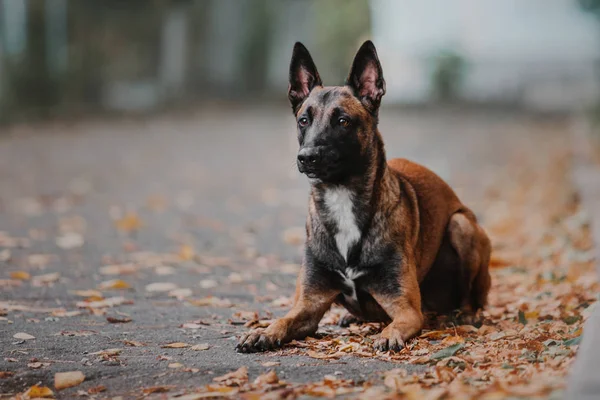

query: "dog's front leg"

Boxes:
[236, 267, 339, 353]
[370, 262, 424, 352]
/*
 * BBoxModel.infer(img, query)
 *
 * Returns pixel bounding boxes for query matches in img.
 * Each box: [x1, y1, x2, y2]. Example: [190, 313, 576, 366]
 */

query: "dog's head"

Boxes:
[288, 41, 386, 184]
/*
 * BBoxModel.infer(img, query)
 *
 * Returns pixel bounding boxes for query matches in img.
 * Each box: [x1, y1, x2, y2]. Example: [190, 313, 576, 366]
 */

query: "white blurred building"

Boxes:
[370, 0, 600, 110]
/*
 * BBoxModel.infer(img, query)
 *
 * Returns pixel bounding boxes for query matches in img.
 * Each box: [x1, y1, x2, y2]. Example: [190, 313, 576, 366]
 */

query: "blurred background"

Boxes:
[1, 0, 600, 123]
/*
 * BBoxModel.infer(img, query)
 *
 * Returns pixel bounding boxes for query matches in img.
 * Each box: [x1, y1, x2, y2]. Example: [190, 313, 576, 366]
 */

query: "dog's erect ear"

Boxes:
[288, 42, 322, 113]
[346, 41, 386, 114]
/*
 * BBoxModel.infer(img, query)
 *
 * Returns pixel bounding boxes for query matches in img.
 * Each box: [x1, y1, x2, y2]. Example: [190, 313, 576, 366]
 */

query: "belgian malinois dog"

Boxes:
[237, 41, 491, 353]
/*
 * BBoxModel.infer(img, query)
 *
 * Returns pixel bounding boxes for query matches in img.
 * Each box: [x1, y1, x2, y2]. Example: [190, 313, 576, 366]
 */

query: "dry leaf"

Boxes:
[70, 289, 103, 298]
[10, 271, 31, 280]
[179, 244, 195, 260]
[87, 385, 107, 394]
[115, 212, 142, 232]
[261, 361, 280, 367]
[123, 340, 146, 347]
[146, 282, 178, 292]
[199, 279, 218, 289]
[254, 370, 279, 385]
[213, 366, 248, 387]
[90, 348, 122, 356]
[142, 386, 173, 394]
[24, 384, 54, 398]
[28, 362, 50, 369]
[56, 232, 84, 249]
[191, 343, 210, 351]
[282, 227, 304, 245]
[13, 332, 35, 340]
[99, 263, 138, 275]
[306, 350, 344, 360]
[188, 296, 232, 308]
[98, 279, 131, 290]
[162, 342, 190, 348]
[107, 316, 132, 323]
[169, 288, 193, 299]
[32, 272, 60, 285]
[168, 362, 184, 369]
[54, 371, 85, 390]
[0, 371, 15, 378]
[76, 296, 130, 309]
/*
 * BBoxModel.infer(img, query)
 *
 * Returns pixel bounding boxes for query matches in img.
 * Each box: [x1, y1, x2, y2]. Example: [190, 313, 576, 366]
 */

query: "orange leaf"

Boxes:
[25, 384, 54, 398]
[10, 271, 31, 281]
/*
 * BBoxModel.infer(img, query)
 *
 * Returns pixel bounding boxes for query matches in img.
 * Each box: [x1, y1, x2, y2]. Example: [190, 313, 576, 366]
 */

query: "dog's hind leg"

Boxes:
[447, 211, 492, 319]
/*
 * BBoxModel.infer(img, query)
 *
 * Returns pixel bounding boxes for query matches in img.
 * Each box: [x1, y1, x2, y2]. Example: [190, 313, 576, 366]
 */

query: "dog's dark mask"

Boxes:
[288, 41, 386, 184]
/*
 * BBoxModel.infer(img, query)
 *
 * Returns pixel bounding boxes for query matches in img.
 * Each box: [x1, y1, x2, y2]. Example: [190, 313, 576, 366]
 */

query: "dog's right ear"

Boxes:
[288, 42, 322, 113]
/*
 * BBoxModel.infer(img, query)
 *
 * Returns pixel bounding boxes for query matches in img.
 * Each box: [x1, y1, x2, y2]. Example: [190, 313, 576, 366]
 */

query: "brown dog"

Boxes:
[237, 41, 491, 353]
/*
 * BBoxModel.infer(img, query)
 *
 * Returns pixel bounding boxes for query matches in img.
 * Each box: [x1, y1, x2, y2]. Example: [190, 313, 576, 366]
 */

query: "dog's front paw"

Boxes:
[236, 329, 282, 353]
[374, 324, 406, 352]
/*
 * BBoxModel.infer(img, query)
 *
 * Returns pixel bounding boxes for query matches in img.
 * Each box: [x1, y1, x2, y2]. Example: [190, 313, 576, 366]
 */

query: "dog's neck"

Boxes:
[309, 130, 397, 260]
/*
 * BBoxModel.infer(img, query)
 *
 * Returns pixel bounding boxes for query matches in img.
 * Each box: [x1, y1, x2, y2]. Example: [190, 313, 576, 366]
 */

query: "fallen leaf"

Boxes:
[254, 369, 279, 385]
[168, 362, 184, 369]
[76, 296, 130, 309]
[213, 366, 248, 387]
[191, 343, 210, 351]
[90, 348, 122, 356]
[430, 343, 465, 360]
[28, 362, 50, 369]
[282, 227, 304, 245]
[10, 271, 30, 280]
[0, 371, 14, 378]
[56, 232, 84, 249]
[0, 249, 11, 262]
[169, 288, 193, 299]
[199, 279, 218, 289]
[70, 289, 103, 298]
[32, 272, 60, 285]
[261, 361, 280, 367]
[146, 282, 178, 292]
[188, 296, 232, 308]
[24, 384, 54, 398]
[115, 212, 142, 232]
[98, 279, 131, 290]
[179, 244, 195, 260]
[306, 350, 344, 359]
[54, 371, 85, 390]
[162, 342, 190, 348]
[123, 340, 146, 347]
[99, 263, 138, 275]
[107, 316, 132, 323]
[142, 386, 173, 394]
[13, 332, 35, 340]
[87, 385, 106, 394]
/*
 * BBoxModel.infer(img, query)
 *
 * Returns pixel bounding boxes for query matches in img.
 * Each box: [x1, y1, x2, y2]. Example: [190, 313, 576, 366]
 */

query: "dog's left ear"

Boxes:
[346, 41, 386, 114]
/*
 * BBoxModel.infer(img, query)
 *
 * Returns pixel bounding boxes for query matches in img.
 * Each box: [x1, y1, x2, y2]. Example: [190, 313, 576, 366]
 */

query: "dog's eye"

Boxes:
[298, 117, 309, 127]
[338, 118, 350, 127]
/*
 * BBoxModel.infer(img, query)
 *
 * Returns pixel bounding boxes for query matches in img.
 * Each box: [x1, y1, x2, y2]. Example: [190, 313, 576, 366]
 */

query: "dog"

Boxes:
[237, 41, 491, 353]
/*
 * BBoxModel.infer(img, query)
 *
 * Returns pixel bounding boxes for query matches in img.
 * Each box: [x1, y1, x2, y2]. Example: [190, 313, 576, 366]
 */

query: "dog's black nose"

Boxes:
[297, 148, 320, 166]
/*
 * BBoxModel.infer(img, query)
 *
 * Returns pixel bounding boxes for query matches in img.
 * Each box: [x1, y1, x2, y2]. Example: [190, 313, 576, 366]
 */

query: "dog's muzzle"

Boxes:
[297, 146, 341, 179]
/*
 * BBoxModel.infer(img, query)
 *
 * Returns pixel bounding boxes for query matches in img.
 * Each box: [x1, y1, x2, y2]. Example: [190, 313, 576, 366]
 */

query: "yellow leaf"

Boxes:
[10, 271, 31, 281]
[25, 384, 55, 398]
[54, 371, 85, 390]
[115, 212, 142, 232]
[98, 279, 131, 290]
[178, 244, 195, 261]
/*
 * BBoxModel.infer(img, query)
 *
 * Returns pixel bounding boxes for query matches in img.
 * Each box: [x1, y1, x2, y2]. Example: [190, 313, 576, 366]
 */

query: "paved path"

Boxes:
[0, 107, 580, 398]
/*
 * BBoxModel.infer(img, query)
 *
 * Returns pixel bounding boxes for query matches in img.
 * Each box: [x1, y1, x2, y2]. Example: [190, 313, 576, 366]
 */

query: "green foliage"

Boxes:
[431, 50, 466, 102]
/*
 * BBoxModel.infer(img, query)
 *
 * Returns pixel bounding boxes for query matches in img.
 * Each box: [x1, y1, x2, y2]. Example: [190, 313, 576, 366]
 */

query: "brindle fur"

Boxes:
[237, 41, 491, 353]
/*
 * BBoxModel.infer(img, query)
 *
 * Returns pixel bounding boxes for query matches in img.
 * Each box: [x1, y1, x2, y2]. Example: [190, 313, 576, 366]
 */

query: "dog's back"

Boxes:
[388, 158, 465, 278]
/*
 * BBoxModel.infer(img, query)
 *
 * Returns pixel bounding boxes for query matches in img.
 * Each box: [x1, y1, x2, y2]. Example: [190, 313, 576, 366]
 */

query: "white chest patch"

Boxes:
[324, 187, 361, 261]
